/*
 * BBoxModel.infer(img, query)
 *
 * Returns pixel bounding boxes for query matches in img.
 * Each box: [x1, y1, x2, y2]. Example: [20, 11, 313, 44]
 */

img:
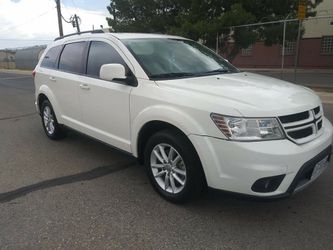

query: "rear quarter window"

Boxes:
[40, 45, 62, 69]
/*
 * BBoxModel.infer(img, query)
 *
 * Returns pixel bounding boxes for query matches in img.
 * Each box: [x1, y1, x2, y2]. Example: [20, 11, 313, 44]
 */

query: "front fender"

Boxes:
[131, 105, 207, 157]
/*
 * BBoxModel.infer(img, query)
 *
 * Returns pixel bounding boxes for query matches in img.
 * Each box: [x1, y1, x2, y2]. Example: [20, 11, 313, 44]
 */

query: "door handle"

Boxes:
[80, 84, 90, 90]
[49, 76, 56, 81]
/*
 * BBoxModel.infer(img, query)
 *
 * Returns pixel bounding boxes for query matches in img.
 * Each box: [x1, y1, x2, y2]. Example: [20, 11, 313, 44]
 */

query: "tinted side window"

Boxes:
[40, 46, 62, 69]
[86, 41, 127, 77]
[59, 42, 86, 73]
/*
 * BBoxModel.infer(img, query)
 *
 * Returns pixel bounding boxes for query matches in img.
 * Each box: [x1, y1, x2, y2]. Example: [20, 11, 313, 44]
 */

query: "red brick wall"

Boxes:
[229, 38, 333, 69]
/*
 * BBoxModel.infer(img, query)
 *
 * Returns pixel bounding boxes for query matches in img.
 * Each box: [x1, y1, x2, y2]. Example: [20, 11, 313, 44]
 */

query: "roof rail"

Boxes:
[54, 29, 112, 41]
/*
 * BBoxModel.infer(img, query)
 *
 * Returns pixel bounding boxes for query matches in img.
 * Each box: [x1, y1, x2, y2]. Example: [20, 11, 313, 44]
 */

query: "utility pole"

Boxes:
[55, 0, 64, 37]
[74, 14, 80, 33]
[71, 14, 81, 33]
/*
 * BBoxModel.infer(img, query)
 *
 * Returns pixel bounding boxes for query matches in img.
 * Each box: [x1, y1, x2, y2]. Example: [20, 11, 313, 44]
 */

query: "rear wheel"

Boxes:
[41, 100, 66, 140]
[144, 129, 205, 203]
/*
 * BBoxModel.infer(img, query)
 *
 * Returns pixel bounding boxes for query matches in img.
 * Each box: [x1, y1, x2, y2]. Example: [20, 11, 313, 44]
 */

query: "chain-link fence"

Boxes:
[217, 15, 333, 85]
[0, 45, 47, 70]
[1, 16, 332, 88]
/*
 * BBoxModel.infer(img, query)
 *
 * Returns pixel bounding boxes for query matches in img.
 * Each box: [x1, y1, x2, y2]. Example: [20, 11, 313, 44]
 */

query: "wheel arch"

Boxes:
[37, 93, 48, 112]
[36, 85, 63, 123]
[131, 105, 206, 158]
[136, 120, 184, 164]
[136, 119, 208, 188]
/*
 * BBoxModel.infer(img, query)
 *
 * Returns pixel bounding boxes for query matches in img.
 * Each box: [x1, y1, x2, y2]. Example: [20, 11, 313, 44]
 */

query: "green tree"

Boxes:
[106, 0, 322, 61]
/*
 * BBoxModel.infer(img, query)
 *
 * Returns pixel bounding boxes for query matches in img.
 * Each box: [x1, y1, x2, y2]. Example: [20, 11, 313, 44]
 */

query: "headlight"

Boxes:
[210, 113, 285, 141]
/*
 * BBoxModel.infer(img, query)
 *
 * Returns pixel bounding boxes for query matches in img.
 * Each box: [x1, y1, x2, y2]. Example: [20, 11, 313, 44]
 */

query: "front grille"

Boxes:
[288, 127, 313, 139]
[314, 106, 320, 115]
[278, 106, 323, 144]
[318, 120, 322, 130]
[279, 111, 309, 124]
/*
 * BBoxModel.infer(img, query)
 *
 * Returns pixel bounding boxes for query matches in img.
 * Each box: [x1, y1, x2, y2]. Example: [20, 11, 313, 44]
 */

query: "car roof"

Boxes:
[53, 30, 187, 44]
[110, 32, 186, 40]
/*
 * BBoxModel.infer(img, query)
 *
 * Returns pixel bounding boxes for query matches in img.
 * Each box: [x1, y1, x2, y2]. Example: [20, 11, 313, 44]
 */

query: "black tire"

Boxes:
[40, 100, 66, 140]
[144, 129, 206, 203]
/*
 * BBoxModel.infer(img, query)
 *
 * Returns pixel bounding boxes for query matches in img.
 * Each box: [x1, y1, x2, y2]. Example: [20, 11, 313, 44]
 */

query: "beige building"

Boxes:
[0, 50, 16, 69]
[303, 0, 333, 38]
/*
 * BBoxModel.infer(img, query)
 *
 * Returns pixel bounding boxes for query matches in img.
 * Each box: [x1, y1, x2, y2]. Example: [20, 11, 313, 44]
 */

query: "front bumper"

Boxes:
[189, 117, 333, 197]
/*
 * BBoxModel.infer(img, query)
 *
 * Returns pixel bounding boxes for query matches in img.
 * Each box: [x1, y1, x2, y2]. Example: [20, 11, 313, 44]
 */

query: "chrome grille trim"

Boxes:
[278, 106, 323, 144]
[281, 111, 314, 128]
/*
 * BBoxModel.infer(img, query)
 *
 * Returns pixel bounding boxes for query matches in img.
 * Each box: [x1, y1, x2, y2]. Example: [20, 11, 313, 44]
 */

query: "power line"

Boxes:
[61, 13, 81, 33]
[225, 14, 333, 29]
[0, 7, 56, 33]
[57, 1, 82, 36]
[61, 14, 72, 23]
[0, 39, 52, 41]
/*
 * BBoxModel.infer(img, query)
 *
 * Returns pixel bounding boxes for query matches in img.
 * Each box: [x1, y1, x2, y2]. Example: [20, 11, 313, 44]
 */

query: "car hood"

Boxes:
[155, 72, 321, 117]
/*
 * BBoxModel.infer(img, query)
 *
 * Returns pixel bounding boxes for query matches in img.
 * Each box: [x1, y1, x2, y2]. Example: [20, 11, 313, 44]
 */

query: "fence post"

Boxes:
[281, 20, 287, 79]
[216, 33, 219, 54]
[294, 20, 302, 83]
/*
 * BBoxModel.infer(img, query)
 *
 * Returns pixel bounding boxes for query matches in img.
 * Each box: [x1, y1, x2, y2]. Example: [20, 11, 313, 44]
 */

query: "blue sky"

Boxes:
[63, 0, 110, 12]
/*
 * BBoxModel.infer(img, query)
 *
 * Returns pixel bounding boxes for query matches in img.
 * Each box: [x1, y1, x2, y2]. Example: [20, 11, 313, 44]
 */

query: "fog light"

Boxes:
[251, 174, 285, 193]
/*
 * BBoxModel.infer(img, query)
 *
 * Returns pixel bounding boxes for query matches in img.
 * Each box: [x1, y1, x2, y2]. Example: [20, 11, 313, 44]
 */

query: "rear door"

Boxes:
[78, 40, 133, 152]
[53, 41, 87, 128]
[36, 45, 63, 108]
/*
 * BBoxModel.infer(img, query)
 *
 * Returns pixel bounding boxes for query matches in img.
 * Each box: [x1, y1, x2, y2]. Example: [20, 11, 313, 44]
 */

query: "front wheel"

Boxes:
[144, 129, 206, 203]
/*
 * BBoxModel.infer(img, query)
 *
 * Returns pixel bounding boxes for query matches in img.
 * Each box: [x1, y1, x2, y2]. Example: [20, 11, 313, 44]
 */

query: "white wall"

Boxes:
[303, 0, 333, 38]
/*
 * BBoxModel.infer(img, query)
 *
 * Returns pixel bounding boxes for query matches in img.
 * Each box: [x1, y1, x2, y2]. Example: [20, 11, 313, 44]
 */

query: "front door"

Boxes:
[78, 41, 132, 152]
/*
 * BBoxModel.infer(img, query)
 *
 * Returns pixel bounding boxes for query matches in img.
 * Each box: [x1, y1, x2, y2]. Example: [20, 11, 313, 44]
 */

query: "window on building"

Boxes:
[59, 42, 86, 73]
[241, 45, 252, 56]
[321, 36, 333, 54]
[41, 45, 62, 69]
[283, 41, 296, 55]
[86, 41, 127, 77]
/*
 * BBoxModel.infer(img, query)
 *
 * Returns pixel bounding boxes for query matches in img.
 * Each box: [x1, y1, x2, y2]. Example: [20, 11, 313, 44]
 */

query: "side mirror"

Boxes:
[100, 63, 126, 81]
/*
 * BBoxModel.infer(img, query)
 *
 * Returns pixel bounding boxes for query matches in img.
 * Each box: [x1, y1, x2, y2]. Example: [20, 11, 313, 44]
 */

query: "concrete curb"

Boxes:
[242, 68, 333, 74]
[303, 86, 333, 92]
[316, 92, 333, 105]
[0, 69, 32, 76]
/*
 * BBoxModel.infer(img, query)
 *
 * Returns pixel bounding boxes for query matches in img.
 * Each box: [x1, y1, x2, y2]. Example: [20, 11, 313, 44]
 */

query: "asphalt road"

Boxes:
[0, 72, 333, 249]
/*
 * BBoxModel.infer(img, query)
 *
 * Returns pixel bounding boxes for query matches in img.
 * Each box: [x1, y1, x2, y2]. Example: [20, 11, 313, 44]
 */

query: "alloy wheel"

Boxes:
[43, 106, 55, 135]
[150, 143, 187, 194]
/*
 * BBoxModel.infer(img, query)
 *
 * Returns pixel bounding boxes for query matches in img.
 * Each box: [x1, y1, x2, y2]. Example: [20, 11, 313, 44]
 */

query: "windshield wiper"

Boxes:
[150, 72, 196, 79]
[201, 68, 230, 75]
[150, 69, 232, 79]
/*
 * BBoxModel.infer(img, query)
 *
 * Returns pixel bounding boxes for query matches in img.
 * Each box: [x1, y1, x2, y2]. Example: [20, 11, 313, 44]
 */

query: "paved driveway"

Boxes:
[0, 72, 333, 249]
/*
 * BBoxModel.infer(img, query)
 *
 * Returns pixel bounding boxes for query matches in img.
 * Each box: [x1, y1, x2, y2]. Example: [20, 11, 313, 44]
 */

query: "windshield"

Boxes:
[122, 38, 240, 80]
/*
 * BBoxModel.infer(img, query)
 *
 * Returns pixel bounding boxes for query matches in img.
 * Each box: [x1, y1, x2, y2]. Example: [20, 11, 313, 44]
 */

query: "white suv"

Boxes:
[34, 31, 333, 202]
